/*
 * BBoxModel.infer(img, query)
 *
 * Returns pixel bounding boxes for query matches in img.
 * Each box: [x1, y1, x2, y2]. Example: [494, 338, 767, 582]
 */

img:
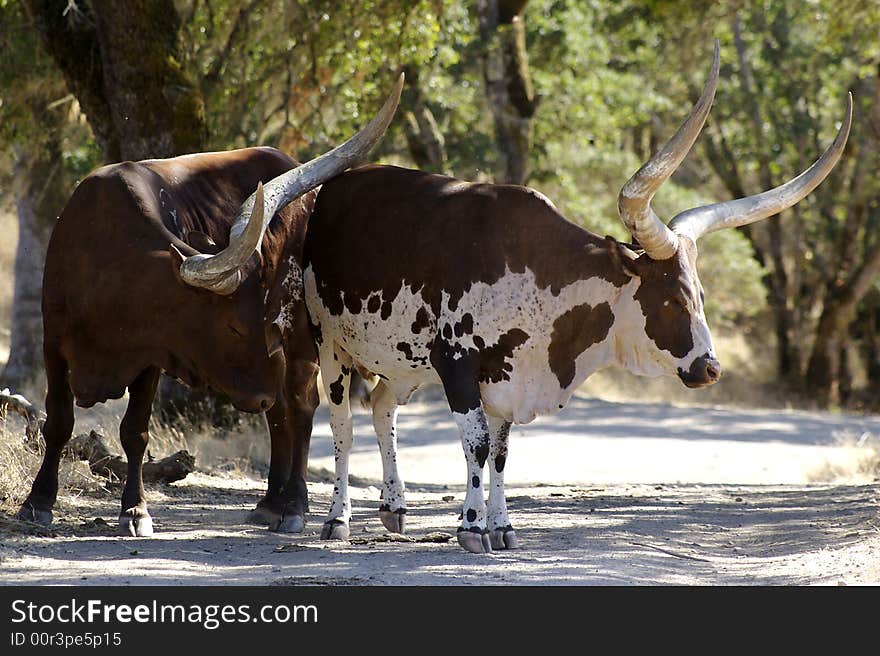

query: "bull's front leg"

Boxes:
[18, 344, 74, 526]
[486, 414, 517, 550]
[433, 350, 492, 554]
[452, 405, 492, 553]
[319, 343, 354, 541]
[118, 366, 161, 537]
[370, 381, 407, 533]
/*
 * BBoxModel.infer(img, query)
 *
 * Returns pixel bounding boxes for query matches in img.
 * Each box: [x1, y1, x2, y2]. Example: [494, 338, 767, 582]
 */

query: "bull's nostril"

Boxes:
[706, 364, 720, 380]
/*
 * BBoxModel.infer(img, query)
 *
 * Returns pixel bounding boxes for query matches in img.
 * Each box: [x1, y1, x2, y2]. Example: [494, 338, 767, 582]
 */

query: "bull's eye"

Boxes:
[228, 324, 245, 338]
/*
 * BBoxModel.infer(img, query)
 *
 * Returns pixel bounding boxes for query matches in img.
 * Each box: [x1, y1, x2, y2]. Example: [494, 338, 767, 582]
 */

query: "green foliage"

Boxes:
[6, 0, 879, 355]
[0, 2, 101, 187]
[0, 1, 59, 149]
[179, 0, 473, 161]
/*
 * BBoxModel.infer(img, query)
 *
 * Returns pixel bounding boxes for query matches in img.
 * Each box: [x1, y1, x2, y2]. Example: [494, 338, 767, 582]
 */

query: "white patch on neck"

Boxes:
[283, 255, 303, 301]
[273, 256, 304, 333]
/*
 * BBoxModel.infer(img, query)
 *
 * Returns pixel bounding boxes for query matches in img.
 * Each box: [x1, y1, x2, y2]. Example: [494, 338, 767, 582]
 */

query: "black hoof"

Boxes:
[457, 528, 492, 554]
[320, 519, 350, 541]
[379, 507, 407, 534]
[246, 504, 282, 527]
[17, 503, 52, 526]
[271, 513, 305, 533]
[118, 509, 153, 537]
[489, 526, 518, 550]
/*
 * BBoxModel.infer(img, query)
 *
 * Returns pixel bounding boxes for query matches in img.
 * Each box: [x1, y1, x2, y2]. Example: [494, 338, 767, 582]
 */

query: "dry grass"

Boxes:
[53, 397, 272, 480]
[0, 399, 271, 527]
[808, 430, 880, 484]
[146, 412, 271, 478]
[0, 416, 107, 519]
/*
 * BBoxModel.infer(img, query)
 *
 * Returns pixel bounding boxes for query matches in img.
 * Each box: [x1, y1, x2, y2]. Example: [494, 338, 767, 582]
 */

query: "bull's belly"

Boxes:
[333, 325, 577, 422]
[312, 298, 442, 402]
[337, 329, 441, 392]
[60, 340, 144, 408]
[304, 265, 618, 422]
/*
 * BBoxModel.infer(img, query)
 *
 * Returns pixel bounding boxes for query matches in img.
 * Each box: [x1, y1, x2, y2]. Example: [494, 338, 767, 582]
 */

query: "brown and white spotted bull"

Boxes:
[16, 76, 403, 537]
[285, 46, 851, 553]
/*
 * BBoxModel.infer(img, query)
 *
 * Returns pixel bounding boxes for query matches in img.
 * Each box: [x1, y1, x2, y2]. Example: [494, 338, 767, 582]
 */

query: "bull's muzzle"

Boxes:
[231, 393, 275, 414]
[677, 354, 722, 388]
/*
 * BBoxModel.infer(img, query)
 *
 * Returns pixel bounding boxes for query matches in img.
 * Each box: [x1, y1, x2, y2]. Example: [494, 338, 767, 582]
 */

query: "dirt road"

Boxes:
[2, 396, 879, 585]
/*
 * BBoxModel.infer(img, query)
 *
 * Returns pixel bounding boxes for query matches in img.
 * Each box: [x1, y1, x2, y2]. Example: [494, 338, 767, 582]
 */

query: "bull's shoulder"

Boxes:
[326, 164, 467, 192]
[139, 147, 297, 184]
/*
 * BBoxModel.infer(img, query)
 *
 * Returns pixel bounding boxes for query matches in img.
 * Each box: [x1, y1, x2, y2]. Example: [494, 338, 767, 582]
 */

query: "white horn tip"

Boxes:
[252, 181, 265, 221]
[385, 72, 405, 111]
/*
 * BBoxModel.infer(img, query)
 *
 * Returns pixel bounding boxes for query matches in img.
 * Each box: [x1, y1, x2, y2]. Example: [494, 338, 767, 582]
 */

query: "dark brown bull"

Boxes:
[292, 45, 851, 552]
[17, 77, 403, 536]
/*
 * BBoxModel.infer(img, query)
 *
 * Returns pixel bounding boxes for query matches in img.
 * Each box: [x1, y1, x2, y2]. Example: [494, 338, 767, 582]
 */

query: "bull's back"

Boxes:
[305, 165, 599, 310]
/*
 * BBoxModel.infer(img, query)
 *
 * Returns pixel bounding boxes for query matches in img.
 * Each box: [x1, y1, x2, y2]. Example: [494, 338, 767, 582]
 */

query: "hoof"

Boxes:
[379, 507, 407, 534]
[118, 511, 153, 537]
[489, 527, 518, 550]
[271, 513, 305, 534]
[457, 529, 492, 554]
[320, 519, 350, 541]
[17, 503, 52, 526]
[246, 504, 282, 527]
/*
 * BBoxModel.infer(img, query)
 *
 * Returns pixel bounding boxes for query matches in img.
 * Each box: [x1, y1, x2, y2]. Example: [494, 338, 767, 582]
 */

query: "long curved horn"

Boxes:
[669, 92, 852, 242]
[176, 182, 265, 294]
[179, 72, 405, 294]
[617, 41, 720, 260]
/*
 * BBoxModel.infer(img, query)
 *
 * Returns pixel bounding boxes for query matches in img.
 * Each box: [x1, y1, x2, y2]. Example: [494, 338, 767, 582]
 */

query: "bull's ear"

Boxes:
[168, 244, 189, 287]
[605, 235, 641, 277]
[185, 230, 222, 255]
[168, 243, 187, 285]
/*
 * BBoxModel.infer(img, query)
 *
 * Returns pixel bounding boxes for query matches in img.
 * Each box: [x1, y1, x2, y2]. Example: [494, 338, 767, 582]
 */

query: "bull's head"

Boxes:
[613, 42, 850, 388]
[164, 74, 404, 411]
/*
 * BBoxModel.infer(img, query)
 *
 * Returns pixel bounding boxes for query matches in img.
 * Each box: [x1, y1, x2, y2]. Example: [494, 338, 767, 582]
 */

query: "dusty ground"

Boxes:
[1, 394, 879, 586]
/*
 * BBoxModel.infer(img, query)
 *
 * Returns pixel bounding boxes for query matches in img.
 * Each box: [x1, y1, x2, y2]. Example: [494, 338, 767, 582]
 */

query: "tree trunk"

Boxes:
[26, 0, 206, 162]
[478, 0, 538, 184]
[24, 0, 217, 421]
[805, 243, 880, 406]
[401, 66, 448, 174]
[89, 0, 206, 160]
[731, 16, 803, 384]
[24, 0, 121, 160]
[837, 344, 852, 407]
[856, 297, 880, 410]
[2, 138, 65, 393]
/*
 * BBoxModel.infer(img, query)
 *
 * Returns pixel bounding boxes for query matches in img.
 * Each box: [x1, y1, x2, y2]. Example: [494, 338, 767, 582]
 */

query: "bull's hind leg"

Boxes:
[17, 344, 74, 525]
[319, 343, 354, 540]
[432, 351, 492, 554]
[370, 381, 407, 533]
[486, 414, 517, 549]
[118, 366, 161, 537]
[246, 407, 290, 527]
[256, 305, 320, 531]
